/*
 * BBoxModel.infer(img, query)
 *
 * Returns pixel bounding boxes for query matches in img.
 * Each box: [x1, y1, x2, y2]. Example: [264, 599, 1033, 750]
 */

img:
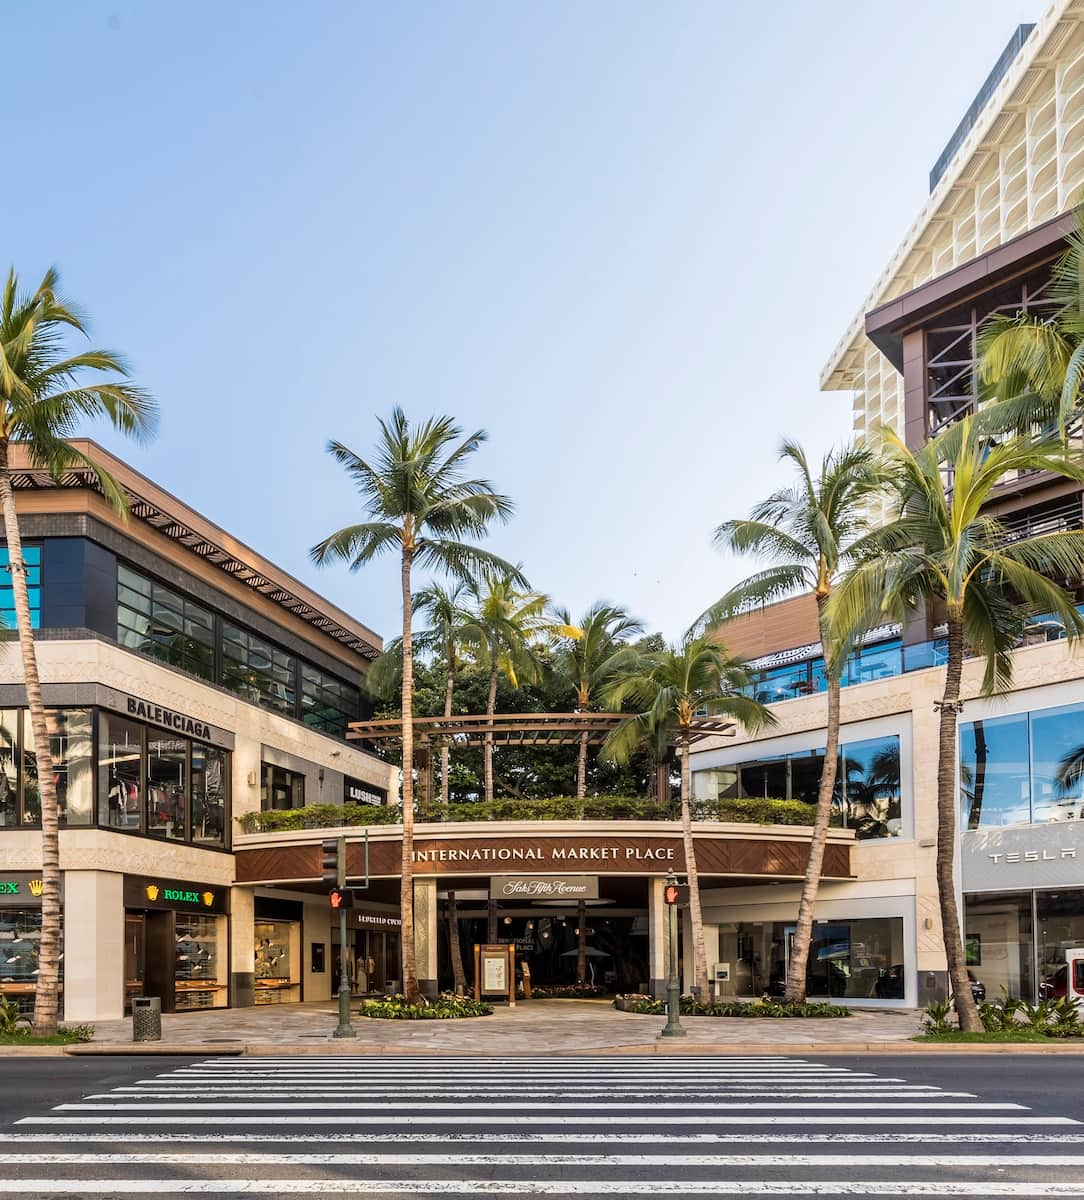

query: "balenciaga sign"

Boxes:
[961, 822, 1084, 892]
[126, 697, 211, 740]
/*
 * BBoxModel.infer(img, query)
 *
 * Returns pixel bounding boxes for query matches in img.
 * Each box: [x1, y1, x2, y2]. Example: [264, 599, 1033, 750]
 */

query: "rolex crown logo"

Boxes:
[146, 884, 160, 902]
[27, 879, 43, 897]
[202, 891, 214, 907]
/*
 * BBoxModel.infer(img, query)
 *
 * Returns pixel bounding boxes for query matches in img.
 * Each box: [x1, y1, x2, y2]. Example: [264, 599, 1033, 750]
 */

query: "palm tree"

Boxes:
[831, 414, 1084, 1030]
[702, 440, 885, 1004]
[552, 603, 643, 799]
[463, 571, 565, 804]
[312, 411, 519, 1005]
[977, 204, 1084, 438]
[0, 267, 156, 1035]
[601, 633, 774, 999]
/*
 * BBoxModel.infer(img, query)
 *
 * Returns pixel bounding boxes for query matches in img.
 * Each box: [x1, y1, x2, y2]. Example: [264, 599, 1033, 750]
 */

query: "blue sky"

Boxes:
[3, 1, 1042, 646]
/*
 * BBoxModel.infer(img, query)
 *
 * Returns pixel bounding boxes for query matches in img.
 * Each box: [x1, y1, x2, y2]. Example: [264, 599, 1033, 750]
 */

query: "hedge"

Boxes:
[237, 795, 817, 833]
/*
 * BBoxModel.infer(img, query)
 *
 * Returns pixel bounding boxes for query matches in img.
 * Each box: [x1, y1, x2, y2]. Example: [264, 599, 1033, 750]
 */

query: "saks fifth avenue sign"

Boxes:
[491, 875, 600, 900]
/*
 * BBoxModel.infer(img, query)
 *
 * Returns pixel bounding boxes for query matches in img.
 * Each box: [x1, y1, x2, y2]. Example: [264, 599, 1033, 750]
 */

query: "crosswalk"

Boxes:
[3, 1054, 1084, 1195]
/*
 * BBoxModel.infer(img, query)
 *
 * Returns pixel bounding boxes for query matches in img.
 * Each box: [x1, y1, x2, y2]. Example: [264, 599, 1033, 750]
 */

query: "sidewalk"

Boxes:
[39, 999, 1084, 1056]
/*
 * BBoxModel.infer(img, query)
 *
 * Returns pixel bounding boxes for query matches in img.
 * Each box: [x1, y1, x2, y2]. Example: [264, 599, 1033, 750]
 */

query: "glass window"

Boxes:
[223, 624, 295, 714]
[99, 714, 143, 830]
[1037, 889, 1084, 1002]
[963, 892, 1033, 1002]
[261, 764, 305, 811]
[960, 714, 1030, 828]
[191, 742, 228, 848]
[47, 709, 93, 826]
[739, 755, 787, 799]
[146, 735, 186, 840]
[840, 736, 902, 838]
[117, 564, 214, 681]
[789, 748, 827, 806]
[300, 665, 361, 737]
[0, 545, 41, 631]
[0, 710, 17, 828]
[1030, 703, 1084, 824]
[0, 907, 61, 1016]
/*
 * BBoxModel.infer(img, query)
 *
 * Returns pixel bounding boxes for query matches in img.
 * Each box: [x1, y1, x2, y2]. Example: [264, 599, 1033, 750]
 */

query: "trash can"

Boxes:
[132, 996, 161, 1042]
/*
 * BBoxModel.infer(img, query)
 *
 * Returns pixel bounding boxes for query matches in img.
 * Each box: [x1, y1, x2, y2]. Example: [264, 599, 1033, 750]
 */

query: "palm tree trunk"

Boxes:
[447, 890, 467, 995]
[440, 657, 454, 809]
[484, 658, 498, 804]
[576, 731, 588, 801]
[938, 613, 981, 1032]
[399, 546, 421, 1006]
[680, 729, 709, 1000]
[785, 603, 841, 1005]
[0, 451, 61, 1036]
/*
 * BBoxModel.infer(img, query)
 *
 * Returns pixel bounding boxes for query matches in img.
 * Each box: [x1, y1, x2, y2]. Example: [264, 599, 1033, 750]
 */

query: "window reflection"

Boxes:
[99, 715, 143, 830]
[146, 736, 186, 841]
[191, 743, 227, 848]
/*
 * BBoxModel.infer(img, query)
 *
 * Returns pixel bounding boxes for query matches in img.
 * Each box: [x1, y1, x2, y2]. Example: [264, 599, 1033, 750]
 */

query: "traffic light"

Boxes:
[329, 887, 354, 910]
[663, 882, 689, 906]
[322, 837, 345, 888]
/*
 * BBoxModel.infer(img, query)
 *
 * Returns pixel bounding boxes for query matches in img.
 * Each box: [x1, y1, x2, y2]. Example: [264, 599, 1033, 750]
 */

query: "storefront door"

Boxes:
[124, 913, 145, 1015]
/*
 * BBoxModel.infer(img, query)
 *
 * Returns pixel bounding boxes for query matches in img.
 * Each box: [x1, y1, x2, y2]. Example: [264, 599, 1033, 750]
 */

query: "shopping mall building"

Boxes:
[7, 7, 1084, 1021]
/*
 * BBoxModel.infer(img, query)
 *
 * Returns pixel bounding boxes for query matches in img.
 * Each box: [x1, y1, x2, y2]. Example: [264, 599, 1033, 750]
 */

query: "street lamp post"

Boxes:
[333, 898, 355, 1039]
[658, 869, 686, 1039]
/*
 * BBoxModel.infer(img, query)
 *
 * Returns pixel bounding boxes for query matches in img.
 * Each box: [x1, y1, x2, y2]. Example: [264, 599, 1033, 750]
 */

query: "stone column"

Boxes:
[647, 876, 667, 999]
[413, 878, 439, 998]
[230, 887, 255, 1007]
[63, 870, 124, 1022]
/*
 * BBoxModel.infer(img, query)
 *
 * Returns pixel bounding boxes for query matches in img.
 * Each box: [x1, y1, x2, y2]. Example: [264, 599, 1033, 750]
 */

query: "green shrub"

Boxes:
[614, 994, 848, 1018]
[922, 1000, 954, 1035]
[358, 994, 492, 1020]
[531, 983, 606, 999]
[614, 994, 665, 1014]
[239, 803, 404, 833]
[692, 797, 819, 826]
[0, 997, 30, 1037]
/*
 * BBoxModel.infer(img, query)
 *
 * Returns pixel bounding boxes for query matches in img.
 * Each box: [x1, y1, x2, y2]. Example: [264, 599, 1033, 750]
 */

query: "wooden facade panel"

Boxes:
[717, 593, 821, 661]
[235, 832, 854, 883]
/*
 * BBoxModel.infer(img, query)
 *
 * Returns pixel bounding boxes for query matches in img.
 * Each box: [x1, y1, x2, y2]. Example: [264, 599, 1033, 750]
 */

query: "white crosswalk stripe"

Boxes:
[3, 1054, 1083, 1196]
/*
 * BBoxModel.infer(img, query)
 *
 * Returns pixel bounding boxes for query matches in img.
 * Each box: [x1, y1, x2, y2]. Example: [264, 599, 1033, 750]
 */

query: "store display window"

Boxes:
[0, 908, 61, 1016]
[0, 708, 92, 828]
[174, 913, 227, 1010]
[254, 920, 300, 1003]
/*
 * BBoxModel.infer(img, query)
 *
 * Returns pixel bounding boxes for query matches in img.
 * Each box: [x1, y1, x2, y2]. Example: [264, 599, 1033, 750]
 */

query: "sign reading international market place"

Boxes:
[490, 875, 600, 900]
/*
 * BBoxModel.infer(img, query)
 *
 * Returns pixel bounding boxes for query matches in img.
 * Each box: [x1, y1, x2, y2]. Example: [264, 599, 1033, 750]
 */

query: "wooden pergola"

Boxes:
[346, 712, 736, 805]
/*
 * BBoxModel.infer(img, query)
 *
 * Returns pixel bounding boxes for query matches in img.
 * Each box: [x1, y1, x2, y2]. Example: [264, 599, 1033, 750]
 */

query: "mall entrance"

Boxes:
[438, 876, 650, 995]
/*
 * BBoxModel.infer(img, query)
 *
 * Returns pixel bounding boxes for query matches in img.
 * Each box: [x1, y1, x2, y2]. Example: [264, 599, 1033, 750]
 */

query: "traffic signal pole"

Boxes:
[322, 837, 356, 1040]
[658, 869, 686, 1039]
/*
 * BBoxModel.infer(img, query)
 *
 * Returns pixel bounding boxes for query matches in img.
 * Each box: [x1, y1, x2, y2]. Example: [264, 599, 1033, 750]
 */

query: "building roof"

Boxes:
[821, 0, 1083, 392]
[9, 439, 383, 661]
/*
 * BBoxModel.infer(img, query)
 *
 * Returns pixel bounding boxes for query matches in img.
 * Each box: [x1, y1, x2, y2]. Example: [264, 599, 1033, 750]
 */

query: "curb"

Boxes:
[33, 1039, 1084, 1057]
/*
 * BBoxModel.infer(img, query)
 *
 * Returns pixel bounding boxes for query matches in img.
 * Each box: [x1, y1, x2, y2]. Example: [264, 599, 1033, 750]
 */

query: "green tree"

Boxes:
[704, 440, 884, 1003]
[601, 633, 774, 998]
[312, 411, 519, 1005]
[831, 415, 1084, 1030]
[552, 603, 643, 799]
[462, 571, 568, 803]
[977, 205, 1084, 438]
[0, 267, 156, 1035]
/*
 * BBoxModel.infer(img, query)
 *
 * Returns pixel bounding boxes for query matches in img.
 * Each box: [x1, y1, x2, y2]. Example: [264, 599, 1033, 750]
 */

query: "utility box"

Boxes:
[714, 963, 731, 984]
[132, 996, 162, 1042]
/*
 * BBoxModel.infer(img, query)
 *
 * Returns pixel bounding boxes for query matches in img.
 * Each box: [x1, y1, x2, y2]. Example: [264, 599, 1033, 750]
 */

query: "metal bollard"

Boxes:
[132, 996, 162, 1042]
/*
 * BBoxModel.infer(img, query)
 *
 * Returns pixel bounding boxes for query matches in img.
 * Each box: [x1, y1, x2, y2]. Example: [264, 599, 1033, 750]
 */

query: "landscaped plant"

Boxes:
[0, 997, 93, 1043]
[530, 983, 606, 999]
[358, 994, 492, 1020]
[0, 996, 31, 1037]
[612, 994, 849, 1018]
[311, 410, 520, 1005]
[921, 1000, 954, 1035]
[238, 804, 406, 834]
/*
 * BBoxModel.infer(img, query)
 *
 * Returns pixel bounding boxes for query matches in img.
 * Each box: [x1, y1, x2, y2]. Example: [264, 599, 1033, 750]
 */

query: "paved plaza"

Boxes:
[66, 999, 932, 1055]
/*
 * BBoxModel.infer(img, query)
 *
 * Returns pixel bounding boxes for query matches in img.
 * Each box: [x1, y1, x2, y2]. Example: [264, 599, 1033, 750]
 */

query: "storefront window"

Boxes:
[693, 734, 903, 838]
[191, 743, 227, 848]
[0, 710, 18, 828]
[254, 920, 299, 1003]
[1037, 889, 1084, 1001]
[1031, 704, 1084, 824]
[960, 714, 1031, 829]
[300, 665, 361, 737]
[717, 916, 906, 1001]
[174, 913, 225, 1010]
[0, 907, 61, 1016]
[117, 564, 214, 682]
[963, 892, 1033, 1002]
[99, 714, 143, 830]
[223, 624, 295, 714]
[262, 764, 305, 811]
[0, 545, 41, 630]
[146, 735, 186, 840]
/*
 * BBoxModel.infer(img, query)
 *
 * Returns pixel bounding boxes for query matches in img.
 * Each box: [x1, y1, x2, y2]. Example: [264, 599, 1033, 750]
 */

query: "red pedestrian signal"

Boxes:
[329, 887, 353, 910]
[664, 883, 680, 905]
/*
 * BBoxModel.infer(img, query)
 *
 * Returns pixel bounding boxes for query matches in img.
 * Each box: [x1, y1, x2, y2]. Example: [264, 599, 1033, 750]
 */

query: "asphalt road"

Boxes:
[0, 1052, 1082, 1196]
